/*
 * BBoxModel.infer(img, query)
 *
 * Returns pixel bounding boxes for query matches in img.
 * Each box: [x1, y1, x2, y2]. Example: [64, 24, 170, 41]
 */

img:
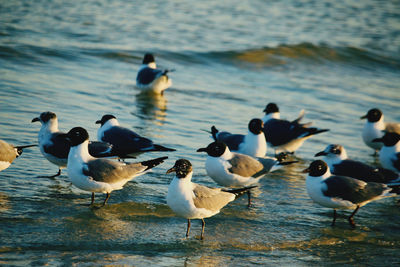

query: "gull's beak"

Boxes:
[31, 117, 40, 123]
[166, 167, 176, 174]
[360, 114, 368, 120]
[302, 167, 310, 173]
[314, 151, 327, 157]
[196, 147, 207, 153]
[372, 138, 383, 143]
[95, 120, 101, 124]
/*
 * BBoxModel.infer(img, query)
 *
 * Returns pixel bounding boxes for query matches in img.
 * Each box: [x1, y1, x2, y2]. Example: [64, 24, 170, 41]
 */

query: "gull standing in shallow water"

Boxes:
[197, 141, 296, 206]
[96, 114, 175, 158]
[361, 108, 400, 155]
[32, 111, 118, 177]
[136, 53, 172, 95]
[261, 103, 329, 154]
[315, 144, 399, 184]
[303, 160, 396, 228]
[66, 127, 168, 207]
[210, 118, 267, 157]
[166, 159, 255, 240]
[0, 140, 36, 171]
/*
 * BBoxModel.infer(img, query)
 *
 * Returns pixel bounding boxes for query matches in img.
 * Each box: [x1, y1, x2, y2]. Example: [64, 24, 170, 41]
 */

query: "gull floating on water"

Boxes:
[136, 53, 172, 95]
[166, 158, 255, 240]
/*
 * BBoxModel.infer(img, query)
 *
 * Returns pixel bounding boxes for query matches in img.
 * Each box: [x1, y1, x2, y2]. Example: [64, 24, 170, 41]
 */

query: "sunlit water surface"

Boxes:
[1, 0, 400, 266]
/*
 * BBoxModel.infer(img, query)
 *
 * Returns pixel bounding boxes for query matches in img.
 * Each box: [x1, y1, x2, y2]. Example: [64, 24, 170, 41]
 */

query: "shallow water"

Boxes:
[1, 0, 400, 266]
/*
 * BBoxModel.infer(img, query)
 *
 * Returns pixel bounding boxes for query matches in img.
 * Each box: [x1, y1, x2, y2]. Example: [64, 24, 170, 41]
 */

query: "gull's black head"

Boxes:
[248, 118, 264, 135]
[361, 108, 382, 123]
[96, 114, 116, 126]
[197, 141, 227, 158]
[303, 160, 329, 177]
[66, 127, 89, 147]
[32, 111, 57, 124]
[373, 132, 400, 147]
[143, 53, 155, 64]
[263, 103, 279, 114]
[166, 159, 193, 178]
[315, 144, 342, 157]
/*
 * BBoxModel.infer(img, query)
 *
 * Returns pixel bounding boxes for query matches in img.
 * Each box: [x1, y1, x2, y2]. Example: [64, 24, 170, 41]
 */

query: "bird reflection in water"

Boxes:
[134, 91, 167, 125]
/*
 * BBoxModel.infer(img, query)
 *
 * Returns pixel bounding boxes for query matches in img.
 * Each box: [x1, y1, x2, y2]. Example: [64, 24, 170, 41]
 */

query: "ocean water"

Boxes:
[1, 0, 400, 265]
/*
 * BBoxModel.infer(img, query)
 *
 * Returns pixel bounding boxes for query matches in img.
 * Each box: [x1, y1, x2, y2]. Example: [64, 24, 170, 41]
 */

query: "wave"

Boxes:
[0, 44, 81, 65]
[84, 43, 400, 71]
[194, 43, 400, 69]
[2, 42, 398, 71]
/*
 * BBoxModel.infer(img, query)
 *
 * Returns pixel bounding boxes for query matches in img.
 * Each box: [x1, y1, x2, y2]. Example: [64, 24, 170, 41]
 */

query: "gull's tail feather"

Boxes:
[223, 185, 258, 199]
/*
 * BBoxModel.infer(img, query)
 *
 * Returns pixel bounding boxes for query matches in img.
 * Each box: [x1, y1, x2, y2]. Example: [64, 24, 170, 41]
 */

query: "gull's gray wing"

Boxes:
[192, 184, 234, 212]
[227, 153, 265, 178]
[323, 175, 388, 204]
[83, 159, 147, 184]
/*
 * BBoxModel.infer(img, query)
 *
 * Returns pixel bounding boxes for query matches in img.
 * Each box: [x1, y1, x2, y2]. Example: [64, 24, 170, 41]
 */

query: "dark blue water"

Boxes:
[1, 0, 400, 265]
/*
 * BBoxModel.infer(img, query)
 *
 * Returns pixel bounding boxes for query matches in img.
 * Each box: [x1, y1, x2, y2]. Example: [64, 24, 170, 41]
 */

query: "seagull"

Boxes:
[361, 108, 400, 155]
[210, 118, 267, 157]
[0, 140, 36, 171]
[303, 160, 396, 228]
[32, 111, 118, 177]
[96, 114, 175, 158]
[261, 103, 329, 154]
[373, 132, 400, 173]
[197, 141, 295, 206]
[136, 53, 172, 95]
[315, 144, 399, 184]
[166, 158, 255, 240]
[66, 127, 168, 206]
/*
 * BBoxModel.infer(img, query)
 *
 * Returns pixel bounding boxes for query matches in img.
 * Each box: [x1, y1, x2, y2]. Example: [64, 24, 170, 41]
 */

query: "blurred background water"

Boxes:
[1, 0, 400, 265]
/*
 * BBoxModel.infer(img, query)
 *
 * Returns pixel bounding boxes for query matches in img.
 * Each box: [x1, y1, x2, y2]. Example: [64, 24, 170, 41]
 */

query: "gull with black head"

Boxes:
[262, 103, 329, 154]
[32, 111, 118, 177]
[96, 114, 175, 158]
[303, 160, 396, 228]
[136, 53, 172, 95]
[361, 108, 400, 155]
[315, 144, 399, 184]
[166, 159, 255, 240]
[210, 118, 267, 157]
[197, 141, 295, 206]
[373, 132, 400, 173]
[0, 140, 36, 171]
[66, 127, 167, 206]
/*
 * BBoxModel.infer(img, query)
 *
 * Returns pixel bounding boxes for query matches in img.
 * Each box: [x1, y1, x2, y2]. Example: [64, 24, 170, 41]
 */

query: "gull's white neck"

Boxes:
[242, 130, 267, 157]
[220, 147, 234, 160]
[369, 116, 385, 130]
[68, 140, 93, 164]
[262, 112, 280, 123]
[140, 62, 156, 70]
[38, 119, 60, 144]
[309, 169, 332, 183]
[42, 119, 59, 133]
